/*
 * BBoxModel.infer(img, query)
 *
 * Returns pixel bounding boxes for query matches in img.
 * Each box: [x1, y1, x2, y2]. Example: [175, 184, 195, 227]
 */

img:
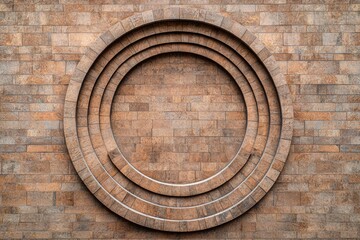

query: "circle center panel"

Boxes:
[111, 53, 246, 184]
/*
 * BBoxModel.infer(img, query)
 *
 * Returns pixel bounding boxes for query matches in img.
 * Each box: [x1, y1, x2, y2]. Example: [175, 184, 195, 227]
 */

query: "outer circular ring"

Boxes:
[64, 7, 293, 232]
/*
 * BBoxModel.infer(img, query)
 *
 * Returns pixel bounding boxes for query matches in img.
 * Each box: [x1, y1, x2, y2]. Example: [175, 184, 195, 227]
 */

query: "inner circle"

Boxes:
[110, 52, 247, 184]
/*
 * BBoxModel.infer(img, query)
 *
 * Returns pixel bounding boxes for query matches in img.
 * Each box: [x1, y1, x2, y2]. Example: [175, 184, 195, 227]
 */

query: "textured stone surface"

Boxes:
[0, 1, 359, 238]
[112, 53, 246, 184]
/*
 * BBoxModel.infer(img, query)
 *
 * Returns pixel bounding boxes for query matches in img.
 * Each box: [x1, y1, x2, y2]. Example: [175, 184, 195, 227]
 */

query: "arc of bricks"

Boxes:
[64, 7, 293, 232]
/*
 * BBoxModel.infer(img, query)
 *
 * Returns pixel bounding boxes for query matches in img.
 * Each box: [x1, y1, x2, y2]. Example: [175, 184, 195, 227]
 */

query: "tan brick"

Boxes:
[1, 191, 26, 206]
[0, 61, 19, 74]
[27, 192, 54, 206]
[56, 192, 74, 206]
[33, 61, 65, 75]
[69, 33, 97, 46]
[295, 112, 331, 121]
[152, 128, 173, 137]
[23, 33, 49, 46]
[27, 145, 65, 153]
[340, 61, 360, 74]
[51, 33, 68, 46]
[0, 33, 22, 46]
[129, 103, 149, 111]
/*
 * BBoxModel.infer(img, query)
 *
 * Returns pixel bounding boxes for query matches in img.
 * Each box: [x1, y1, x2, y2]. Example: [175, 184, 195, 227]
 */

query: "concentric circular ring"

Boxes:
[64, 7, 293, 232]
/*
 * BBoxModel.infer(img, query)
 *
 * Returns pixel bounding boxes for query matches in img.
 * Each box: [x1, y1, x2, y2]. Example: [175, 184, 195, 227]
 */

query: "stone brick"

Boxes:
[0, 33, 22, 46]
[51, 33, 68, 46]
[27, 192, 54, 206]
[340, 61, 360, 74]
[1, 191, 27, 206]
[33, 61, 65, 75]
[23, 232, 52, 239]
[56, 192, 74, 206]
[68, 33, 98, 46]
[129, 102, 149, 111]
[23, 33, 50, 46]
[323, 33, 342, 46]
[260, 12, 286, 25]
[0, 61, 19, 74]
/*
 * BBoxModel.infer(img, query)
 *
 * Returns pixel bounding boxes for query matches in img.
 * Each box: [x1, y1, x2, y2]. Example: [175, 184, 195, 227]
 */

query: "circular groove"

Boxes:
[89, 26, 270, 196]
[72, 40, 276, 222]
[64, 7, 293, 232]
[88, 45, 270, 214]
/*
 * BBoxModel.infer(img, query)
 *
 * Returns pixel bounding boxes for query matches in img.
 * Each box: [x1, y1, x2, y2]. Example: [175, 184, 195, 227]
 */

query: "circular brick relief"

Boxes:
[64, 8, 293, 232]
[111, 53, 246, 184]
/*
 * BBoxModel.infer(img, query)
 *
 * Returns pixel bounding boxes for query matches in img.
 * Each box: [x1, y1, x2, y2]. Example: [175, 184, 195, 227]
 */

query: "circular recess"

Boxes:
[64, 7, 293, 232]
[111, 52, 247, 184]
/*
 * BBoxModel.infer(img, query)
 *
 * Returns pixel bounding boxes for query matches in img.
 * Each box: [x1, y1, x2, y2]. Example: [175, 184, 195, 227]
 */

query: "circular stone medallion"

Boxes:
[64, 7, 293, 232]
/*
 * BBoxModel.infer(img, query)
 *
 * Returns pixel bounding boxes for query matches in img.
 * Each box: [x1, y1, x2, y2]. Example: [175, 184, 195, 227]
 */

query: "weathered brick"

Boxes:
[27, 192, 54, 206]
[23, 33, 50, 46]
[33, 61, 65, 75]
[0, 61, 19, 74]
[56, 192, 74, 206]
[68, 33, 97, 46]
[340, 61, 360, 74]
[0, 33, 22, 46]
[1, 191, 26, 206]
[51, 33, 69, 46]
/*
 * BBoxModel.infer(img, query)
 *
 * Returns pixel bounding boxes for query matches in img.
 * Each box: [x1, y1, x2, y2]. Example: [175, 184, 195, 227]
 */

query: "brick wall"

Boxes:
[1, 1, 359, 239]
[112, 53, 246, 184]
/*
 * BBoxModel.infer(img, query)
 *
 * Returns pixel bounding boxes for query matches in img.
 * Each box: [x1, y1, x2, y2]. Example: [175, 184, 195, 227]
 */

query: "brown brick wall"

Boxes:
[112, 53, 246, 184]
[1, 1, 359, 239]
